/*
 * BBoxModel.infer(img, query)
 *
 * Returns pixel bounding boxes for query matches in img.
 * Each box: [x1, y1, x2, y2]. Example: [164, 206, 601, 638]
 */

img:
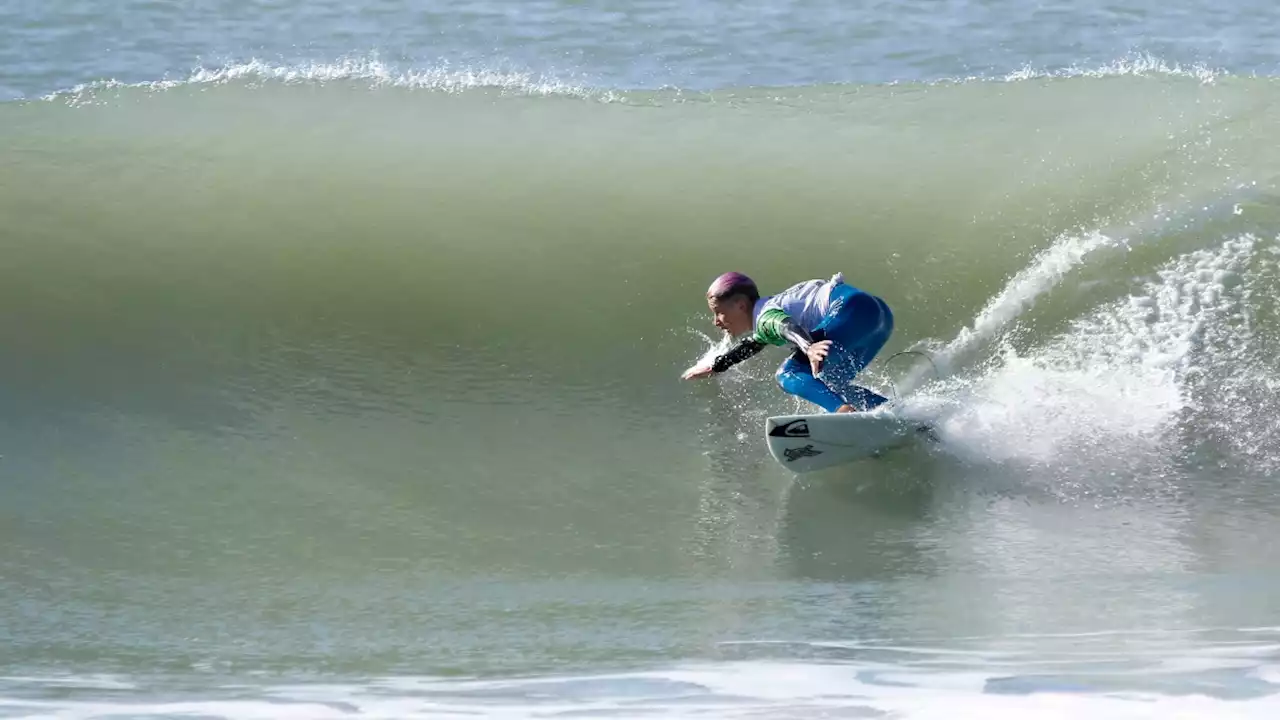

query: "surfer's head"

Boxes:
[706, 272, 759, 336]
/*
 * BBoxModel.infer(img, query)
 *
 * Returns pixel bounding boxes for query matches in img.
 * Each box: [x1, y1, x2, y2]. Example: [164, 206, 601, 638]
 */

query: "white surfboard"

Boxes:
[765, 408, 934, 473]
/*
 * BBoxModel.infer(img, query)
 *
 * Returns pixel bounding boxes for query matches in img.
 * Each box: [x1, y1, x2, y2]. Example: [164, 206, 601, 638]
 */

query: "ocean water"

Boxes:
[4, 1, 1280, 718]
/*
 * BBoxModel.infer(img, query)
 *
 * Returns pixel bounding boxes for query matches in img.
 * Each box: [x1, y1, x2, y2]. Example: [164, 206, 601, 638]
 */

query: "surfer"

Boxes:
[681, 271, 893, 412]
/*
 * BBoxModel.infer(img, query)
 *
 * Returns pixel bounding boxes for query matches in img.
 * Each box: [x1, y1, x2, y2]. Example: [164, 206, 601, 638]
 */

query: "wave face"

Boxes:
[4, 69, 1280, 717]
[7, 69, 1278, 430]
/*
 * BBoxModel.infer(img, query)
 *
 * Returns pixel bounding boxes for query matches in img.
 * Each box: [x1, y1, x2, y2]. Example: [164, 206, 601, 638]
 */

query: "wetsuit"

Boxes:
[710, 273, 894, 412]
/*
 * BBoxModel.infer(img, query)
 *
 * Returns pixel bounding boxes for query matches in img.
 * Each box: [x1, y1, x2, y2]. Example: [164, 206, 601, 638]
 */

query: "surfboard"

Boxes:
[764, 408, 935, 472]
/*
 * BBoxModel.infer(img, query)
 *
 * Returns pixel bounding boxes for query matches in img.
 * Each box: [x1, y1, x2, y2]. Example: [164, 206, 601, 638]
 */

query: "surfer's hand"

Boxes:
[806, 340, 833, 375]
[681, 363, 714, 380]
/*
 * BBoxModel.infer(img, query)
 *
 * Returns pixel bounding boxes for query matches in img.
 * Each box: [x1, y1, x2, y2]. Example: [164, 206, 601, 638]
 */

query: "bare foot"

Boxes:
[835, 404, 858, 413]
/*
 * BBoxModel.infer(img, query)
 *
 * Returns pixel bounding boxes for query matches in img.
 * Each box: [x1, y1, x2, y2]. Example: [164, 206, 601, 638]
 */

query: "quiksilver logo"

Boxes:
[769, 419, 810, 438]
[783, 444, 822, 462]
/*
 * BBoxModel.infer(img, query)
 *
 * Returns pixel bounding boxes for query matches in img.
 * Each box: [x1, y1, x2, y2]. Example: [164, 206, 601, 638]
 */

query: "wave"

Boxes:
[2, 63, 1279, 480]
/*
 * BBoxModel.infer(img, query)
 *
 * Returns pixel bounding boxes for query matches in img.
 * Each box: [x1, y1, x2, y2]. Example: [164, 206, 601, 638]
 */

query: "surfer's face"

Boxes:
[707, 294, 753, 336]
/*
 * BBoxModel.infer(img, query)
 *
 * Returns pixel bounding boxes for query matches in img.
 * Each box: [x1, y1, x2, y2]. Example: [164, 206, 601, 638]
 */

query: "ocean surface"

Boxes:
[5, 1, 1280, 718]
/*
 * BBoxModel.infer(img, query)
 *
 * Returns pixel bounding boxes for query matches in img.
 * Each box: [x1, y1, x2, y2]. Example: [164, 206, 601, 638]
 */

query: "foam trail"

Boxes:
[6, 648, 1280, 720]
[921, 230, 1123, 382]
[933, 235, 1261, 488]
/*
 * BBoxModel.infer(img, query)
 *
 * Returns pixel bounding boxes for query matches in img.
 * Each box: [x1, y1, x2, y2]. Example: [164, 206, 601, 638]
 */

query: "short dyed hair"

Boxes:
[706, 272, 760, 303]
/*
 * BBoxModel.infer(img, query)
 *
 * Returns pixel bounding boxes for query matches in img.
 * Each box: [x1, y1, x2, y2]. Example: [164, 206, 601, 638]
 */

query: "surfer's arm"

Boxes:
[685, 312, 819, 379]
[756, 309, 835, 373]
[776, 316, 815, 352]
[681, 338, 765, 380]
[710, 338, 766, 373]
[754, 309, 816, 352]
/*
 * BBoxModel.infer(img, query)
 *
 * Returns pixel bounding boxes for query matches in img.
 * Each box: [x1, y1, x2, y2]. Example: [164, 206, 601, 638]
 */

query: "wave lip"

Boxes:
[998, 52, 1227, 84]
[39, 57, 622, 105]
[29, 52, 1244, 106]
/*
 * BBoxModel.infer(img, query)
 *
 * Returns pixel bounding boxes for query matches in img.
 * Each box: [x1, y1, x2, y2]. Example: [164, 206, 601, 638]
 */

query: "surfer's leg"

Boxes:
[816, 288, 894, 410]
[775, 354, 848, 413]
